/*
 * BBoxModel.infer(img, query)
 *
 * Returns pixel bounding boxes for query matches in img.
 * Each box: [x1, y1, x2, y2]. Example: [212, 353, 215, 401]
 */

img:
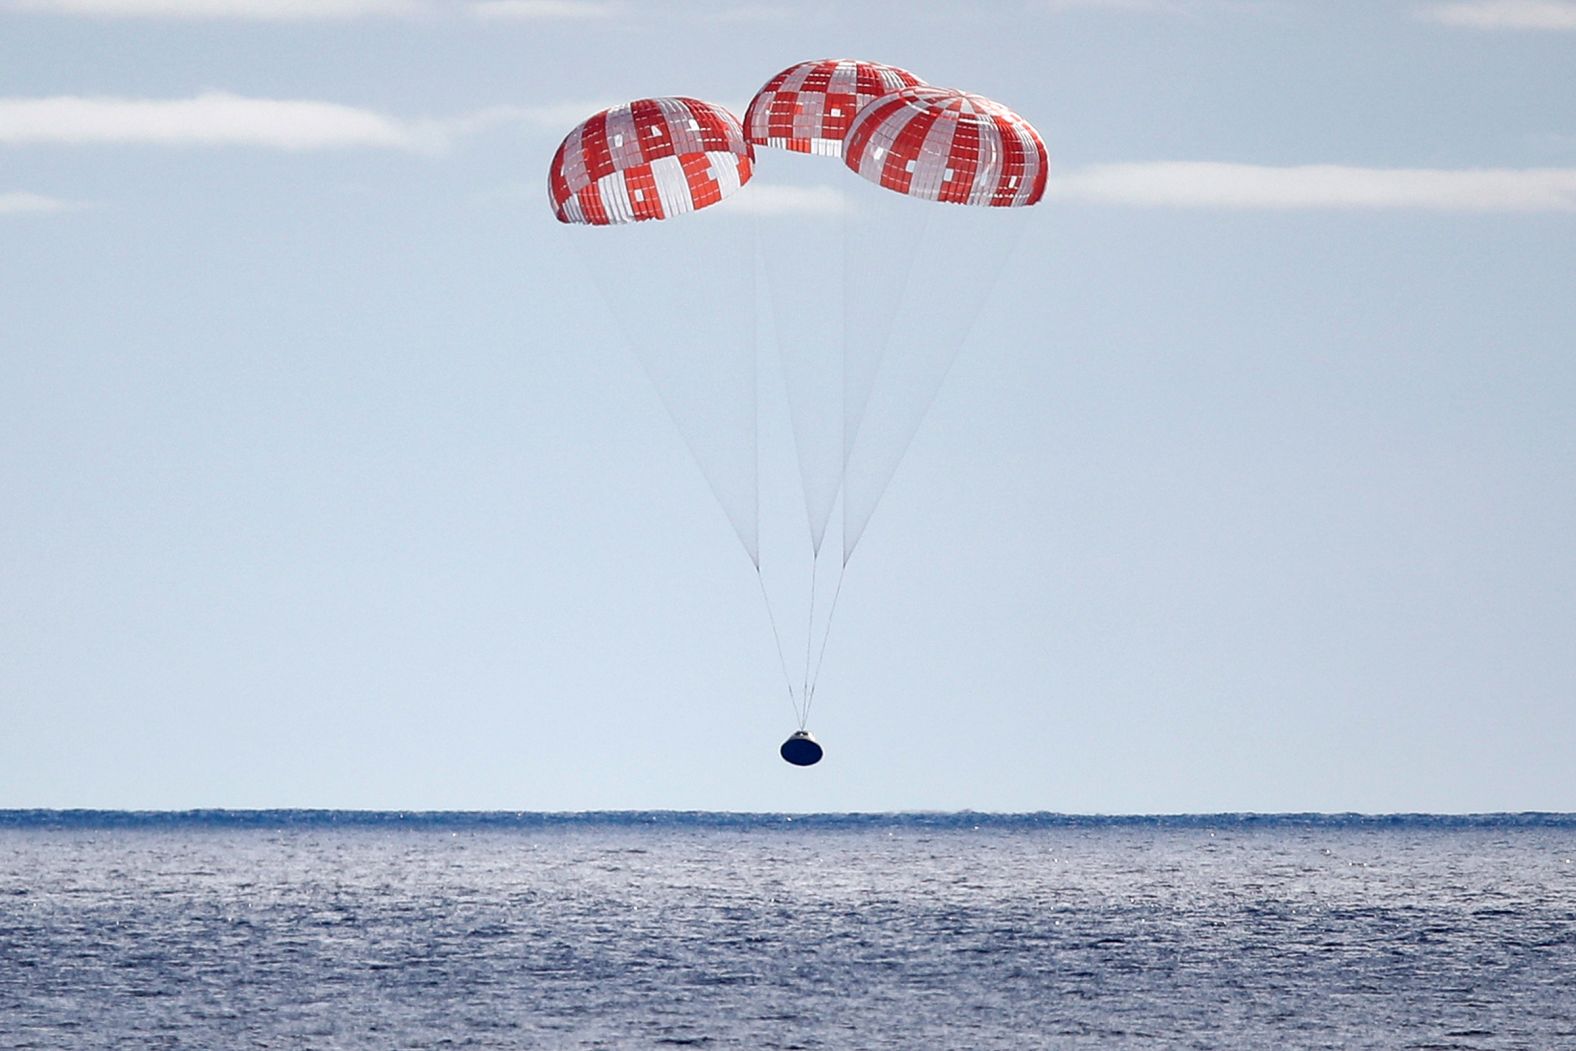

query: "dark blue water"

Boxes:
[3, 812, 1574, 1049]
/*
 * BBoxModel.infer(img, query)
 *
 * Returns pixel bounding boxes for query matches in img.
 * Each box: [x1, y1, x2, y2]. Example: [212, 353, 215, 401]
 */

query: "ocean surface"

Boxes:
[2, 812, 1574, 1049]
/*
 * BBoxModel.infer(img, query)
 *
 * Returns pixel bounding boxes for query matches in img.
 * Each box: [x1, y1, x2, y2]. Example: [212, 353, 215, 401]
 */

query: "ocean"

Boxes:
[2, 812, 1573, 1049]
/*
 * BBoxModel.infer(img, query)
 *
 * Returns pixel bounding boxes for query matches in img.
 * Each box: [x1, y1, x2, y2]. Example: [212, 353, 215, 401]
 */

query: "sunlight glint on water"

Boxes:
[2, 812, 1574, 1049]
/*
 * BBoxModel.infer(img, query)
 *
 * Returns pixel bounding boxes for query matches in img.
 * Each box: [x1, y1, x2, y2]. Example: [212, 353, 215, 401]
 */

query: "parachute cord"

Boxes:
[840, 204, 935, 564]
[802, 560, 848, 728]
[801, 547, 819, 713]
[755, 564, 801, 726]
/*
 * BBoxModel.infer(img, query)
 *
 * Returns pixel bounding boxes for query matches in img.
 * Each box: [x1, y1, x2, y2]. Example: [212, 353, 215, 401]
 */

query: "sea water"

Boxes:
[2, 812, 1573, 1049]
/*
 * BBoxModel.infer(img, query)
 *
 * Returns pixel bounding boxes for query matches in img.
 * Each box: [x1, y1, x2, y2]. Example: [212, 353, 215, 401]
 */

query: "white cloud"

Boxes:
[0, 190, 87, 214]
[0, 94, 623, 153]
[1039, 0, 1188, 9]
[4, 0, 426, 17]
[1051, 162, 1576, 212]
[1418, 0, 1576, 29]
[701, 4, 792, 22]
[1036, 0, 1267, 12]
[8, 0, 786, 21]
[0, 93, 437, 151]
[468, 0, 617, 18]
[443, 101, 622, 136]
[469, 1, 791, 23]
[727, 184, 846, 217]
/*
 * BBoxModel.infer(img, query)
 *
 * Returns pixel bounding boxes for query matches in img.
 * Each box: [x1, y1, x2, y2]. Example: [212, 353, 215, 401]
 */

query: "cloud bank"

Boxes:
[0, 94, 635, 153]
[445, 102, 621, 135]
[1039, 0, 1190, 10]
[468, 0, 616, 18]
[1052, 162, 1576, 211]
[727, 185, 847, 217]
[4, 0, 425, 17]
[1418, 0, 1576, 29]
[7, 0, 627, 17]
[6, 0, 770, 19]
[0, 190, 86, 214]
[1036, 0, 1261, 13]
[0, 93, 435, 150]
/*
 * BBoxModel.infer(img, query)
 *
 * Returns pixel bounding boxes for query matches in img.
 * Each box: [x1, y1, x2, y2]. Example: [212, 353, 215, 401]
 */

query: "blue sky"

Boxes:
[3, 0, 1574, 812]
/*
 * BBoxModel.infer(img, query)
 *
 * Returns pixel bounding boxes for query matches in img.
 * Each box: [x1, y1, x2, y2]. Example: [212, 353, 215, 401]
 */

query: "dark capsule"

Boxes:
[780, 730, 823, 767]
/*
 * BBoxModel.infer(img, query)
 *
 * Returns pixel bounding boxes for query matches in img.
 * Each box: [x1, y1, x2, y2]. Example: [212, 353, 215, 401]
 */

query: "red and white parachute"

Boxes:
[549, 97, 753, 225]
[843, 86, 1048, 207]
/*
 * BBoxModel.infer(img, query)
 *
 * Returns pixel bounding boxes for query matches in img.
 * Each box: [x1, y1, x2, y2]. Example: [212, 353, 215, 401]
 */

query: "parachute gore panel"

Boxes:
[744, 58, 922, 158]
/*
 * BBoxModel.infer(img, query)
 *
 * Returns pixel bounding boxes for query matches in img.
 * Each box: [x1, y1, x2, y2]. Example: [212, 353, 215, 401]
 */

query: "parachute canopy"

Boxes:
[549, 97, 753, 225]
[745, 58, 922, 158]
[843, 86, 1048, 207]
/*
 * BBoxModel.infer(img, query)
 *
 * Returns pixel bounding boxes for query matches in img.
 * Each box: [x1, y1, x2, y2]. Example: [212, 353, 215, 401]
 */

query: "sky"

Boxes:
[2, 0, 1573, 813]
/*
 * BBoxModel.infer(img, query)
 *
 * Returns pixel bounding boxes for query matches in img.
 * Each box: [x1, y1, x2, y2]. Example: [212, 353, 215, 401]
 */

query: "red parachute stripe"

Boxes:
[939, 114, 981, 205]
[842, 92, 909, 169]
[988, 112, 1027, 207]
[879, 103, 942, 198]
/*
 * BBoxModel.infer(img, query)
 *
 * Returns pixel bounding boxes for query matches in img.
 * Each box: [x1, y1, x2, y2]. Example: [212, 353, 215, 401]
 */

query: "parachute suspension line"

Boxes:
[801, 547, 819, 711]
[802, 559, 848, 729]
[755, 564, 801, 726]
[745, 216, 805, 724]
[840, 203, 935, 564]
